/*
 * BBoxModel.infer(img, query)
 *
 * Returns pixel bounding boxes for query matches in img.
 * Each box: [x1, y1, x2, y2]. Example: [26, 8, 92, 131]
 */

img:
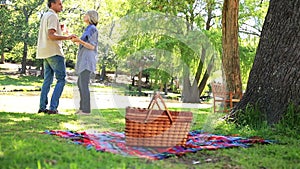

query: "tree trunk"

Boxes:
[182, 68, 200, 103]
[222, 0, 242, 97]
[0, 52, 4, 64]
[21, 8, 29, 74]
[138, 67, 142, 95]
[21, 37, 28, 74]
[100, 64, 106, 81]
[164, 83, 168, 95]
[230, 0, 300, 124]
[131, 76, 135, 86]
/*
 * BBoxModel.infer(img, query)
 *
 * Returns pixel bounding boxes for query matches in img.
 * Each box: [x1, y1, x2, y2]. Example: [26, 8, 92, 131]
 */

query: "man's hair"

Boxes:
[47, 0, 56, 8]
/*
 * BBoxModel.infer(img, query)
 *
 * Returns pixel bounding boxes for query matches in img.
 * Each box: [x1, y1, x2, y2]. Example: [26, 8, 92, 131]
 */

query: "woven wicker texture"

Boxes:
[125, 93, 193, 147]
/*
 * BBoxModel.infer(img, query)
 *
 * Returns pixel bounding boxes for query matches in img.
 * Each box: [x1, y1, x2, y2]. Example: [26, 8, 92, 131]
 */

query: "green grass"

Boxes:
[0, 74, 43, 86]
[0, 109, 299, 169]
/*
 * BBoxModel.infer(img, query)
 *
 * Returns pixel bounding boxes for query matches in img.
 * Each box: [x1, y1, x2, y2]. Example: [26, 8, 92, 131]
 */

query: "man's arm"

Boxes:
[48, 29, 74, 40]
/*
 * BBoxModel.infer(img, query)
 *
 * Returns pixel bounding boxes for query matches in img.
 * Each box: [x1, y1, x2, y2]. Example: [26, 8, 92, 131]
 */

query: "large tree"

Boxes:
[230, 0, 300, 124]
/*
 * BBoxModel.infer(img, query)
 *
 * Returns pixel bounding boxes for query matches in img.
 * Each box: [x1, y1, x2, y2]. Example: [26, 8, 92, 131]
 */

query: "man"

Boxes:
[36, 0, 75, 114]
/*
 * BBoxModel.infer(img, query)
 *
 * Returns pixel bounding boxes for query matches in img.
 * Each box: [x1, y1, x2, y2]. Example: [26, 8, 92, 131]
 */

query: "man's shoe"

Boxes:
[47, 110, 58, 114]
[38, 109, 48, 113]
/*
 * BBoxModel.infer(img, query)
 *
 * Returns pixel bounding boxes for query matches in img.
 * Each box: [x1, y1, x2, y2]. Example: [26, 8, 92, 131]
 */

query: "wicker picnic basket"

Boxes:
[125, 92, 193, 147]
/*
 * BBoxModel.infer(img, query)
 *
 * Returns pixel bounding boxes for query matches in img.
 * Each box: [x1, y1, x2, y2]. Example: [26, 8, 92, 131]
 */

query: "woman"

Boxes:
[72, 10, 99, 115]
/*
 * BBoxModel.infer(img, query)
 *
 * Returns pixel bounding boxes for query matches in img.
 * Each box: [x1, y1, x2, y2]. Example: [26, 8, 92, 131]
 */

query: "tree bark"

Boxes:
[0, 52, 4, 64]
[138, 67, 142, 95]
[230, 0, 300, 124]
[21, 7, 29, 74]
[222, 0, 242, 97]
[21, 33, 28, 74]
[182, 74, 200, 103]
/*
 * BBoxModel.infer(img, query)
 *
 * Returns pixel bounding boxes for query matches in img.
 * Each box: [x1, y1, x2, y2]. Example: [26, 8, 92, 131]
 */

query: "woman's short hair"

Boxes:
[86, 10, 99, 26]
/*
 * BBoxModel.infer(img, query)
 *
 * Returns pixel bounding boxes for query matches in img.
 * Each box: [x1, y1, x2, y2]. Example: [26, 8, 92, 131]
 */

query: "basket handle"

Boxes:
[144, 92, 173, 124]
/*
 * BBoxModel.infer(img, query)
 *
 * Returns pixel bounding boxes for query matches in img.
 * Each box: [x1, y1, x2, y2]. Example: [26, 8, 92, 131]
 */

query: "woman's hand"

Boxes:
[71, 36, 80, 42]
[71, 36, 95, 50]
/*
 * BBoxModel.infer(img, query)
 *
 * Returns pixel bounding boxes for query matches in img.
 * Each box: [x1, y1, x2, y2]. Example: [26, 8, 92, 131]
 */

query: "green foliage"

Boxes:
[276, 104, 300, 137]
[203, 29, 223, 56]
[232, 102, 300, 140]
[239, 44, 257, 85]
[0, 5, 19, 55]
[144, 68, 173, 89]
[239, 0, 269, 37]
[0, 0, 44, 64]
[234, 104, 268, 130]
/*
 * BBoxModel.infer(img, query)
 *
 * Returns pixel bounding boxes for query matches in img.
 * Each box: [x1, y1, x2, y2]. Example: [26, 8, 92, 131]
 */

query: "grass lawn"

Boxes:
[0, 108, 299, 169]
[0, 74, 299, 168]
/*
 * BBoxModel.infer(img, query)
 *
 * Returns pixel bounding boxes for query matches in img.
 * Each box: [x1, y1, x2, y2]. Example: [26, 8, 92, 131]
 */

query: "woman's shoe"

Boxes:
[75, 110, 82, 114]
[75, 110, 90, 115]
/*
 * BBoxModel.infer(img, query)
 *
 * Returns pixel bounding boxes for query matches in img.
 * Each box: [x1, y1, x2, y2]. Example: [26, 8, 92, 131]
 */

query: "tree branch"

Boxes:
[239, 30, 261, 37]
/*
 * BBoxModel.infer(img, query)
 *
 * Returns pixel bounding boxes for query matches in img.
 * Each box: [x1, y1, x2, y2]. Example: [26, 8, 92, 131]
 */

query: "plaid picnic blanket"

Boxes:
[43, 130, 274, 160]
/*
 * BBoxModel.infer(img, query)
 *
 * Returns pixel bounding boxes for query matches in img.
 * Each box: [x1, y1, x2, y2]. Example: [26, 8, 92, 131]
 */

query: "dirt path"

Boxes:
[0, 63, 212, 114]
[0, 92, 212, 114]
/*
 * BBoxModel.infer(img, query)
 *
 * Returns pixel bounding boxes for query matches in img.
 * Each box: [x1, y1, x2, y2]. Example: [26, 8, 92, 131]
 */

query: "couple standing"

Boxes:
[36, 0, 98, 115]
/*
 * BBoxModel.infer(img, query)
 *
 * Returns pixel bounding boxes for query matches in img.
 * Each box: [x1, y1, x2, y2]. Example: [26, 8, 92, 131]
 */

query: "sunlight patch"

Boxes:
[10, 117, 31, 122]
[61, 122, 81, 131]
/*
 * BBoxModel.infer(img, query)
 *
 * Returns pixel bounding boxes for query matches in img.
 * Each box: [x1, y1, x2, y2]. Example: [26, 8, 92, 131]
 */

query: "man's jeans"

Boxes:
[39, 55, 66, 111]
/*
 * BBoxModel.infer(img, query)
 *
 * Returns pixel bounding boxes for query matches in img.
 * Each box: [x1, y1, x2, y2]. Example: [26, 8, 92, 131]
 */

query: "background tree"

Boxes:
[97, 0, 129, 81]
[11, 0, 43, 73]
[0, 3, 18, 64]
[230, 0, 300, 125]
[238, 0, 269, 84]
[123, 0, 223, 103]
[222, 0, 242, 98]
[0, 0, 271, 106]
[99, 20, 115, 81]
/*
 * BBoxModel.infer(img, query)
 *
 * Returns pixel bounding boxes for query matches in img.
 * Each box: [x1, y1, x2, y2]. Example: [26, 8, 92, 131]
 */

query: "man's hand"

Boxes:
[48, 29, 77, 41]
[68, 34, 77, 40]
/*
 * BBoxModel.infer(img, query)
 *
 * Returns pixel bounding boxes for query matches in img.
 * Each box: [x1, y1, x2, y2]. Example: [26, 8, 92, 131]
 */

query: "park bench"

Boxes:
[26, 68, 41, 76]
[211, 82, 242, 113]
